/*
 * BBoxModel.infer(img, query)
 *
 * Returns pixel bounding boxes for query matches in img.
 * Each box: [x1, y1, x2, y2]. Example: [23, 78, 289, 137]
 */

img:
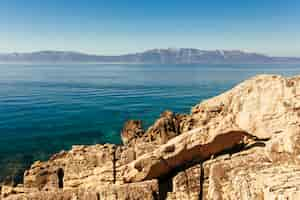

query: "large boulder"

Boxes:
[191, 75, 300, 140]
[120, 122, 251, 183]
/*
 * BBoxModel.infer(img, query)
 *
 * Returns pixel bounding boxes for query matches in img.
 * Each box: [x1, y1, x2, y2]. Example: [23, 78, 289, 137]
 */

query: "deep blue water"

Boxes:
[0, 63, 300, 182]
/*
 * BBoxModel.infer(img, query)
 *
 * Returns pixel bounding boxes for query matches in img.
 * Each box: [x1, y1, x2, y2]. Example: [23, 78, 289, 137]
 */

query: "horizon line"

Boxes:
[1, 48, 300, 58]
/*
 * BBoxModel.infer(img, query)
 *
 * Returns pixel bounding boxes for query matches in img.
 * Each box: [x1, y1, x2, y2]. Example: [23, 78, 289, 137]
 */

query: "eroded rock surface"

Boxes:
[166, 164, 202, 200]
[121, 120, 145, 145]
[145, 110, 184, 144]
[2, 74, 300, 200]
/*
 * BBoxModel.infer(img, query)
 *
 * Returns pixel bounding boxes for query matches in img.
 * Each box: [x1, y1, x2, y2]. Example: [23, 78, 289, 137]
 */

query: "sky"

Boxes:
[0, 0, 300, 56]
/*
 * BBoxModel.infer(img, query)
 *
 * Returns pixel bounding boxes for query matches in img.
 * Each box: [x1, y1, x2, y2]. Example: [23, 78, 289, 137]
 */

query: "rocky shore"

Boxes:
[1, 74, 300, 199]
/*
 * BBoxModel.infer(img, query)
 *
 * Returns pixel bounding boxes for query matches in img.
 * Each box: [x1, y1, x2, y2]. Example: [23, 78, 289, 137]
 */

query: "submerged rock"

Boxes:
[2, 74, 300, 200]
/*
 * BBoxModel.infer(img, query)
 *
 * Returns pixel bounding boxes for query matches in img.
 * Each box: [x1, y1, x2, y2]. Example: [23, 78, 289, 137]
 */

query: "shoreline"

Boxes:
[2, 74, 300, 199]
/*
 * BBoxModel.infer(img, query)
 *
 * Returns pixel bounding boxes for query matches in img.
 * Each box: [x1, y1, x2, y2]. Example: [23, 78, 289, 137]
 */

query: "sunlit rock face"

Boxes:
[2, 74, 300, 200]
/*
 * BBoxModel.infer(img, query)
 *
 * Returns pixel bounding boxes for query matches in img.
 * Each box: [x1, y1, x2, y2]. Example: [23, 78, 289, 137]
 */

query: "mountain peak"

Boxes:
[0, 48, 299, 64]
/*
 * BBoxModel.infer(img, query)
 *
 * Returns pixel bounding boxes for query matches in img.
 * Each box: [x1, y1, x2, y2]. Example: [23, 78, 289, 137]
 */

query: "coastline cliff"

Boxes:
[1, 74, 300, 199]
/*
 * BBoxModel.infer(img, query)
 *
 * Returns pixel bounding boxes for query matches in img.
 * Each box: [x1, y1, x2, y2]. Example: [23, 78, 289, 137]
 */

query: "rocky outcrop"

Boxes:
[2, 74, 300, 200]
[120, 126, 251, 183]
[1, 180, 159, 200]
[121, 120, 145, 145]
[122, 111, 184, 146]
[144, 111, 184, 144]
[166, 164, 202, 200]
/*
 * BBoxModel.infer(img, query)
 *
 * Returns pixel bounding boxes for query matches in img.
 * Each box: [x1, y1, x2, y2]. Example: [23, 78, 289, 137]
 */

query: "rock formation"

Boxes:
[1, 74, 300, 200]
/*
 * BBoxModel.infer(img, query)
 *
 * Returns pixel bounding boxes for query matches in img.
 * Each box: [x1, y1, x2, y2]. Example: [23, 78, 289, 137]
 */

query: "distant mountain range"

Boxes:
[1, 48, 300, 64]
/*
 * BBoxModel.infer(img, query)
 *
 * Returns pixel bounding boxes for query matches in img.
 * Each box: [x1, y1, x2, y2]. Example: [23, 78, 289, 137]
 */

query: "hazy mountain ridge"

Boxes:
[1, 48, 300, 64]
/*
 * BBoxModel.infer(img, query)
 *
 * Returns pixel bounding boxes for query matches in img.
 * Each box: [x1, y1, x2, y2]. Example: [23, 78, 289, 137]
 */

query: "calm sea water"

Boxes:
[0, 63, 300, 182]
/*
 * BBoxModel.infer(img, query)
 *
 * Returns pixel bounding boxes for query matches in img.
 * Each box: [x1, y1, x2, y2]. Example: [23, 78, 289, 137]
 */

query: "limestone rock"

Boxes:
[191, 74, 300, 140]
[202, 146, 300, 200]
[145, 111, 183, 144]
[2, 180, 159, 200]
[166, 164, 202, 200]
[121, 123, 250, 183]
[121, 120, 145, 145]
[23, 144, 118, 189]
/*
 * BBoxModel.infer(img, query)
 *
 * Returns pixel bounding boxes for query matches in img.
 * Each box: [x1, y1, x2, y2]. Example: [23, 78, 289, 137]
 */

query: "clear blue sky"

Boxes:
[0, 0, 299, 56]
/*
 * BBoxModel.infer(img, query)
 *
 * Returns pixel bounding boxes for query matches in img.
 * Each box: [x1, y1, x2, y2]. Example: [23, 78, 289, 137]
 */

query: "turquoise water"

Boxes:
[0, 63, 300, 182]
